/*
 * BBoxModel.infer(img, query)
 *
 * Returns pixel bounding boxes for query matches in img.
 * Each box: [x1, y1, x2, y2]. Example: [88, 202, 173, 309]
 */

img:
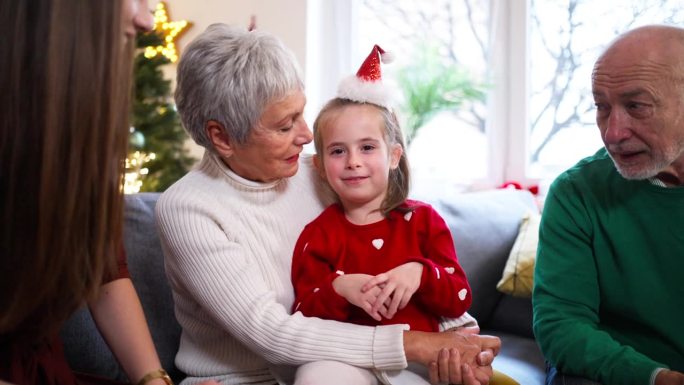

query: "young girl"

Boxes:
[290, 46, 474, 385]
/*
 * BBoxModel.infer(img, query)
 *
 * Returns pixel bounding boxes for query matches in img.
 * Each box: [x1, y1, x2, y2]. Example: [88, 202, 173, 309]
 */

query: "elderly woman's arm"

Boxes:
[155, 186, 497, 378]
[154, 151, 499, 385]
[156, 194, 407, 370]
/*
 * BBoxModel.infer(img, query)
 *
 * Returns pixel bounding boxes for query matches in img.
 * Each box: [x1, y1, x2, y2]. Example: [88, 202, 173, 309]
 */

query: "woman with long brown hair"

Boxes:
[0, 1, 215, 385]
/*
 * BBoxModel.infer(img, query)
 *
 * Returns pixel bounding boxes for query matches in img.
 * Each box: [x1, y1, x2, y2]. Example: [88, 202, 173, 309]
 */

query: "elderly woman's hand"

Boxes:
[428, 347, 494, 385]
[404, 330, 500, 385]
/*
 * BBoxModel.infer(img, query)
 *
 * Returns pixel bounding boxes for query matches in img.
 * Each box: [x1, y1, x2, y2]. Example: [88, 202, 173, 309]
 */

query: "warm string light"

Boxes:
[143, 2, 191, 63]
[124, 151, 156, 194]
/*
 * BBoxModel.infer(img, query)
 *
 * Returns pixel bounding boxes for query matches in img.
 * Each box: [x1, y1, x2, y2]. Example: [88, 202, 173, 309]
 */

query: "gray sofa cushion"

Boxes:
[122, 193, 182, 380]
[487, 331, 546, 385]
[489, 295, 534, 338]
[62, 193, 182, 382]
[417, 189, 537, 325]
[60, 307, 124, 380]
[61, 190, 544, 383]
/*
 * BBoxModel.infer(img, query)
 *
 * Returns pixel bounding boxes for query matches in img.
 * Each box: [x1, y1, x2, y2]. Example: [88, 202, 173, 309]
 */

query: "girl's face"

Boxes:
[317, 104, 402, 212]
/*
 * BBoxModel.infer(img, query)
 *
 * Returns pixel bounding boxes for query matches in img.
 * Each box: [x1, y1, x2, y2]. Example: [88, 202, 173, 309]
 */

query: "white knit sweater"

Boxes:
[156, 152, 409, 384]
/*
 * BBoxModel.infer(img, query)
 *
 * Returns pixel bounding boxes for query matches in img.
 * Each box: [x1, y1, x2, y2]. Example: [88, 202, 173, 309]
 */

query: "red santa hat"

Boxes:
[337, 44, 395, 109]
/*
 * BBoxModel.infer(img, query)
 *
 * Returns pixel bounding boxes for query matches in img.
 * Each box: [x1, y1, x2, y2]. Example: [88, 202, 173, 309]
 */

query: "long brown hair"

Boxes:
[0, 0, 133, 341]
[313, 98, 411, 217]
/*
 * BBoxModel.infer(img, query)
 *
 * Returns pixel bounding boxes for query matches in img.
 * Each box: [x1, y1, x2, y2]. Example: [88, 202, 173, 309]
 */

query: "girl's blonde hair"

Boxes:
[313, 98, 411, 217]
[0, 0, 133, 341]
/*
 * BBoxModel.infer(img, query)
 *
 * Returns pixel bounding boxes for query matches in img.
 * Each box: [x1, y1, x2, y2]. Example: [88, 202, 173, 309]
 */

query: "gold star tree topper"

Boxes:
[144, 1, 191, 63]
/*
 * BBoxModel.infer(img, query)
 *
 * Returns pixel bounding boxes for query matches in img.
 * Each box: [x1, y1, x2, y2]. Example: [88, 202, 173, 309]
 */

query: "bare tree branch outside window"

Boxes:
[360, 0, 684, 180]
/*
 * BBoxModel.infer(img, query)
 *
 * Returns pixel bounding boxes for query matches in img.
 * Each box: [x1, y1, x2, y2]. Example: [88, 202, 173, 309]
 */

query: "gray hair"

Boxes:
[174, 23, 304, 149]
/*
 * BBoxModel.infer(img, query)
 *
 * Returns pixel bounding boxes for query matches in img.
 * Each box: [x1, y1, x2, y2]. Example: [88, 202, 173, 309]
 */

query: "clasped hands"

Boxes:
[332, 262, 498, 385]
[332, 261, 422, 322]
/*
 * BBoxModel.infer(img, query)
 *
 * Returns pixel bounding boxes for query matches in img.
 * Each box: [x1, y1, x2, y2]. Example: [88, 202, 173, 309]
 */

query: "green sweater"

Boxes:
[533, 148, 684, 385]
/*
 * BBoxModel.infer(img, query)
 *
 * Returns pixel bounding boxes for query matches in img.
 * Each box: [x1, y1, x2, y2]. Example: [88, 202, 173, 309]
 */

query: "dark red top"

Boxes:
[0, 246, 130, 385]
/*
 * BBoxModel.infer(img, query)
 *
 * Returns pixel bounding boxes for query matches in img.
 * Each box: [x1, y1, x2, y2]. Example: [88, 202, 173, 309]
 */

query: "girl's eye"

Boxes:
[329, 148, 345, 156]
[361, 144, 375, 151]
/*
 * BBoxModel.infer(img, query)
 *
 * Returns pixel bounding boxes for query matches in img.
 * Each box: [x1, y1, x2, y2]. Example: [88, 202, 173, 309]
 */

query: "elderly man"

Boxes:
[533, 25, 684, 385]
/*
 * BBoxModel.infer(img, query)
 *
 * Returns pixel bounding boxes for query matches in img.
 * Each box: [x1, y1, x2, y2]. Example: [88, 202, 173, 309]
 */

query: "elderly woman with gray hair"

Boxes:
[155, 23, 500, 385]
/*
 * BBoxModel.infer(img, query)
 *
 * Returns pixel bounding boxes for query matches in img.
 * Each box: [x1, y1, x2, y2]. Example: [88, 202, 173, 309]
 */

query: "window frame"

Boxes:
[306, 0, 538, 189]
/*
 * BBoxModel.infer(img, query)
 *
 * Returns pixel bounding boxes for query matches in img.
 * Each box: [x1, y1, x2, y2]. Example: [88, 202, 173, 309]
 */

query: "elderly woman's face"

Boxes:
[226, 89, 312, 182]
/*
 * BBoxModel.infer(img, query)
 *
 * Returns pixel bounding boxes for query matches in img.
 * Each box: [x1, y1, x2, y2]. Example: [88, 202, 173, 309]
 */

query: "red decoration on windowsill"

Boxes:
[499, 181, 539, 196]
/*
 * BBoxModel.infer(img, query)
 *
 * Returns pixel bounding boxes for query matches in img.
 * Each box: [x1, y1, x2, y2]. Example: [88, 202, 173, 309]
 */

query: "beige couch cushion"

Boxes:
[496, 211, 540, 298]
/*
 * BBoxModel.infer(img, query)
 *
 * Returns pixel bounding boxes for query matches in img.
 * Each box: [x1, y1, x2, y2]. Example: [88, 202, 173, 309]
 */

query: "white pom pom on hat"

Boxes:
[337, 44, 396, 110]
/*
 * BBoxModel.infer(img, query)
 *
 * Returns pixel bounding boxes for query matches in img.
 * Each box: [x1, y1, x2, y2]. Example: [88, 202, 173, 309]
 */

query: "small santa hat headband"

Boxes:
[337, 44, 395, 110]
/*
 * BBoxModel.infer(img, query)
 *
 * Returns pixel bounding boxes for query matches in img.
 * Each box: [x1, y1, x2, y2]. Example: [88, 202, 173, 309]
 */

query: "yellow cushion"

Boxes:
[496, 211, 540, 298]
[490, 369, 521, 385]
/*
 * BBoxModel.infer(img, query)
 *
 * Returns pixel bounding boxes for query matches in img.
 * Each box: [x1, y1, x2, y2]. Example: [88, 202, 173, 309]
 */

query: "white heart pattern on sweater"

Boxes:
[458, 289, 468, 300]
[404, 212, 413, 221]
[445, 267, 455, 274]
[372, 239, 384, 249]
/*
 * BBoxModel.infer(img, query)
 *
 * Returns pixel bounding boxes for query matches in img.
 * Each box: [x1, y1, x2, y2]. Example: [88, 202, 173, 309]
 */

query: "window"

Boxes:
[307, 0, 684, 196]
[354, 0, 492, 196]
[528, 0, 684, 181]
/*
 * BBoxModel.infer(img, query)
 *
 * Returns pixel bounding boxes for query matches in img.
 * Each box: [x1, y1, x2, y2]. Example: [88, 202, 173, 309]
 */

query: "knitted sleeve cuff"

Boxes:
[439, 312, 478, 331]
[650, 368, 667, 385]
[371, 324, 410, 370]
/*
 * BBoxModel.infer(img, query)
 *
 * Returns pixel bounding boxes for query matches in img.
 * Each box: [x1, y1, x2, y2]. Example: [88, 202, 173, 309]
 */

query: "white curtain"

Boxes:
[305, 0, 355, 128]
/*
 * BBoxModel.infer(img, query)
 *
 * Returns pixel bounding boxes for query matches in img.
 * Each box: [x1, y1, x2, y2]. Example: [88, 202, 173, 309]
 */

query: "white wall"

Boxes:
[160, 0, 309, 158]
[165, 0, 308, 71]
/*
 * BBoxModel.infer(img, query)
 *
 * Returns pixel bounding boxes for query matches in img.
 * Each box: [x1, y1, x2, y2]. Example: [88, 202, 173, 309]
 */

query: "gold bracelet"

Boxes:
[136, 368, 173, 385]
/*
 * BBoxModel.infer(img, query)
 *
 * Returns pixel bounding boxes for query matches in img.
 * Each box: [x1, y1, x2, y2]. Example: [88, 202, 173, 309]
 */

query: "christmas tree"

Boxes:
[128, 30, 195, 192]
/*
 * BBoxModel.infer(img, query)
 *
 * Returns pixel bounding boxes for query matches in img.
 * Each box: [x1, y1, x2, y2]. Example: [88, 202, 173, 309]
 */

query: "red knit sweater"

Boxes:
[291, 200, 471, 332]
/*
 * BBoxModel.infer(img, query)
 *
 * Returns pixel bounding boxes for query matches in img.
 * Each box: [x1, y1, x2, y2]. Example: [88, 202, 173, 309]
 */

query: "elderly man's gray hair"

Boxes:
[174, 23, 304, 150]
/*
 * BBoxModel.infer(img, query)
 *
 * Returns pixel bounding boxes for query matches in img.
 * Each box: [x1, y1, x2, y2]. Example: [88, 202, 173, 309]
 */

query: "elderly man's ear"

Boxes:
[206, 120, 234, 158]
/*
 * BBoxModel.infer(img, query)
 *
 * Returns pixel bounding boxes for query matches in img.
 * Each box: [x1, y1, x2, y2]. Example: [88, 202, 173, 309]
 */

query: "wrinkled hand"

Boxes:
[447, 331, 495, 385]
[404, 330, 500, 385]
[332, 273, 386, 321]
[446, 324, 481, 335]
[428, 348, 493, 385]
[655, 370, 684, 385]
[361, 261, 423, 320]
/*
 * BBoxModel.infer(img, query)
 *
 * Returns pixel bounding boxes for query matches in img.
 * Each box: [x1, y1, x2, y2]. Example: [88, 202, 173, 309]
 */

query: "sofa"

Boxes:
[61, 189, 545, 384]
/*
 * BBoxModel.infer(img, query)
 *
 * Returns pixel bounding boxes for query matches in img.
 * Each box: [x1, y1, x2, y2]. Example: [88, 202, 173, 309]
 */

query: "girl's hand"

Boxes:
[362, 261, 423, 320]
[332, 273, 387, 321]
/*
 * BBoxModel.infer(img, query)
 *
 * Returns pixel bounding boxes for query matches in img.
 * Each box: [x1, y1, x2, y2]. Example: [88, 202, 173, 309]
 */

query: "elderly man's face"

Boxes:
[224, 89, 312, 183]
[591, 39, 684, 180]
